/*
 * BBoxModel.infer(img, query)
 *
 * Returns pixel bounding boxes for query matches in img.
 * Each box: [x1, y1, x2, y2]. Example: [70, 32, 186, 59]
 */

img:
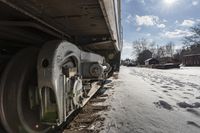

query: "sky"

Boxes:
[121, 0, 200, 59]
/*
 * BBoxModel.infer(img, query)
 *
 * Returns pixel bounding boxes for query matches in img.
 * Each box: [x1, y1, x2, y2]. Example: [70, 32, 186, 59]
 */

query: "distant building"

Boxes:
[183, 54, 200, 66]
[145, 58, 159, 65]
[158, 57, 180, 64]
[158, 57, 172, 64]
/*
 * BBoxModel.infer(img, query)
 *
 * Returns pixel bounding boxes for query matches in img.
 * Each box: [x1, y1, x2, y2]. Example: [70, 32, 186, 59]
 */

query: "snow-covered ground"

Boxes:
[100, 66, 200, 133]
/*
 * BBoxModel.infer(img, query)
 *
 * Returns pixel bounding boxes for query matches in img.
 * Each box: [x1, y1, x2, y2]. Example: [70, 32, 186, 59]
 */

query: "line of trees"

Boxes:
[132, 24, 200, 65]
[174, 24, 200, 60]
[132, 38, 175, 65]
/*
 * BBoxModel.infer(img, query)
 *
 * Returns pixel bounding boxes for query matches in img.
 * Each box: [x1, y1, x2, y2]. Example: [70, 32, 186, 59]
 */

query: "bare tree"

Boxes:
[182, 23, 200, 55]
[183, 24, 200, 46]
[137, 50, 152, 65]
[165, 41, 175, 57]
[132, 38, 156, 56]
[132, 38, 178, 63]
[173, 49, 182, 61]
[156, 46, 166, 59]
[149, 41, 157, 55]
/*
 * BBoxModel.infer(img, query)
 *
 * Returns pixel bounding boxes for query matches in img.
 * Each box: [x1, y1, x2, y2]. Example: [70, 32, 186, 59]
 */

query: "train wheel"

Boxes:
[0, 48, 51, 133]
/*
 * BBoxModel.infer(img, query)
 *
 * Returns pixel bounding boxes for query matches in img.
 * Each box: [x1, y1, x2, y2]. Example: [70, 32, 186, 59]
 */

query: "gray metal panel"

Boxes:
[0, 0, 109, 36]
[81, 51, 104, 64]
[98, 0, 122, 51]
[0, 0, 122, 52]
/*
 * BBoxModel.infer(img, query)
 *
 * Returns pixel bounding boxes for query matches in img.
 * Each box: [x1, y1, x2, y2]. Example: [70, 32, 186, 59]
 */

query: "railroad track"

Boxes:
[0, 77, 114, 133]
[59, 81, 113, 133]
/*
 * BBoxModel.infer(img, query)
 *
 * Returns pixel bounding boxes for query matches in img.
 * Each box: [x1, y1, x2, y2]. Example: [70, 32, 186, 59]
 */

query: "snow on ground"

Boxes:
[99, 66, 200, 133]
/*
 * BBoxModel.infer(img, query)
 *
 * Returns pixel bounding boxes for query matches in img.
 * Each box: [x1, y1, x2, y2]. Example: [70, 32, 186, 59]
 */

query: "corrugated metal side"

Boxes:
[99, 0, 122, 52]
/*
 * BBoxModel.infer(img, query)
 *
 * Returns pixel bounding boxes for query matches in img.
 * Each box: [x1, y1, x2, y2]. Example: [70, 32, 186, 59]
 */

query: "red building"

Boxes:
[183, 54, 200, 66]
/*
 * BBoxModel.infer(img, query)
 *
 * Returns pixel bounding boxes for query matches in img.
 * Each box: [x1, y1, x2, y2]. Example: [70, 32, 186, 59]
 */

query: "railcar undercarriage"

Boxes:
[0, 41, 111, 133]
[0, 0, 122, 132]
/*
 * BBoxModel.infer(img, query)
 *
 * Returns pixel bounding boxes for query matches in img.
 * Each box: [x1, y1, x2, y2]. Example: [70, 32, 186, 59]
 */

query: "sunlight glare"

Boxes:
[164, 0, 176, 5]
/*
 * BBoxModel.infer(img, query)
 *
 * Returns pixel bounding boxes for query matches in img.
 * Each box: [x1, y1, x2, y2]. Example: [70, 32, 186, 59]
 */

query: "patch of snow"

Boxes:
[99, 66, 200, 133]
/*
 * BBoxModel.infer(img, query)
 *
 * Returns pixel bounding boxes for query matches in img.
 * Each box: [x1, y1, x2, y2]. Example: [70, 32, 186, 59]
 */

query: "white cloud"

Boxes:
[135, 15, 159, 26]
[123, 42, 132, 49]
[126, 14, 134, 24]
[163, 19, 168, 23]
[140, 0, 145, 4]
[175, 20, 179, 24]
[146, 33, 151, 36]
[122, 40, 133, 59]
[192, 1, 198, 6]
[136, 27, 141, 31]
[148, 38, 154, 43]
[126, 0, 145, 4]
[162, 29, 194, 38]
[196, 19, 200, 22]
[181, 19, 195, 27]
[135, 15, 166, 28]
[157, 24, 166, 28]
[174, 45, 183, 50]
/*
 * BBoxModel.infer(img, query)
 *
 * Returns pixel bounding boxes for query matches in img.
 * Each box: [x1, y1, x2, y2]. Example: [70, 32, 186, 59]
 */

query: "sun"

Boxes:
[164, 0, 176, 5]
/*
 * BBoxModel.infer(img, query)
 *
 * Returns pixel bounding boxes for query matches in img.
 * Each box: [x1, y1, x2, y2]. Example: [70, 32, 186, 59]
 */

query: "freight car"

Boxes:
[0, 0, 122, 132]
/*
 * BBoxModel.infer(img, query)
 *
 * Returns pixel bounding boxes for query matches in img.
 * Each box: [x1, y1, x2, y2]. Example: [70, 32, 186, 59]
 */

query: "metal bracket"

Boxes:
[37, 40, 81, 124]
